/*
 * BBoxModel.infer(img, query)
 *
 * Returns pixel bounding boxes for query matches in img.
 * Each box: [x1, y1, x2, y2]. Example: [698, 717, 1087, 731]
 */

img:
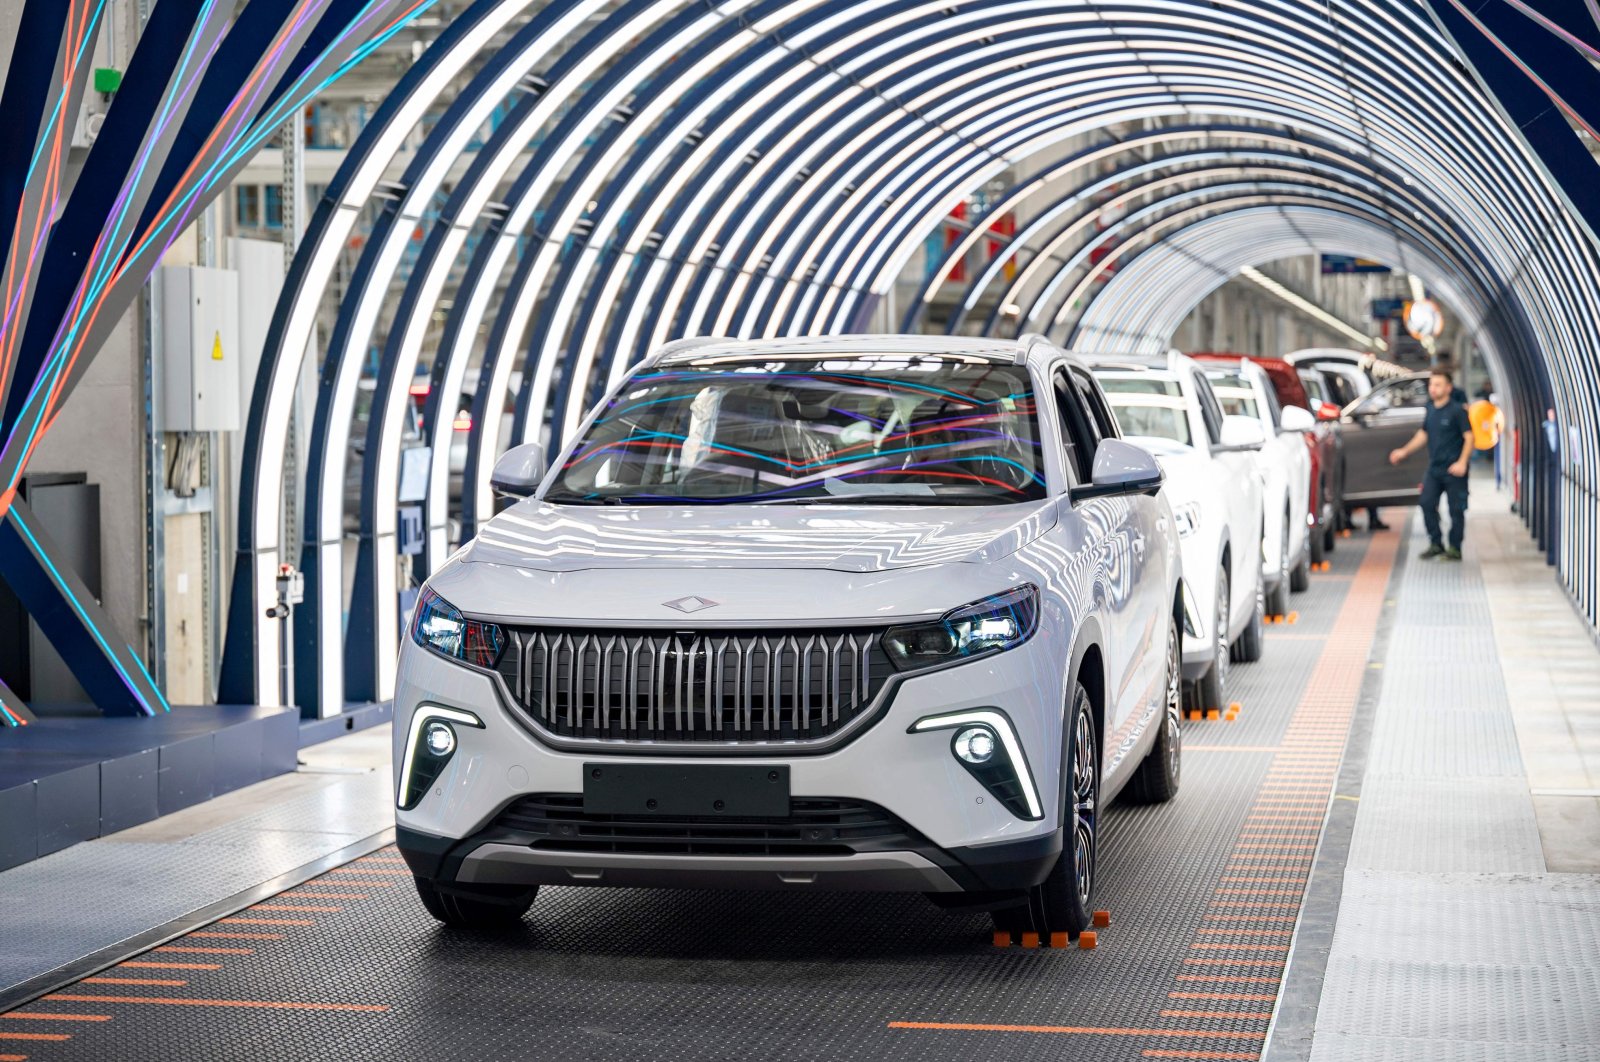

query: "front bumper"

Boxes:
[393, 628, 1069, 894]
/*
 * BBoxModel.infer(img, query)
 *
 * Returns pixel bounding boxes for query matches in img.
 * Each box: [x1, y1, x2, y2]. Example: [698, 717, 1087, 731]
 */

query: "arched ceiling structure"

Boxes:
[220, 0, 1600, 716]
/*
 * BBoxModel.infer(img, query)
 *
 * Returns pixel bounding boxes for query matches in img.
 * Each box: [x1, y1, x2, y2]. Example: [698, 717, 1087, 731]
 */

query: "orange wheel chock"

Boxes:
[1340, 529, 1352, 538]
[993, 931, 1012, 948]
[1092, 910, 1111, 928]
[1287, 611, 1299, 624]
[1229, 701, 1242, 712]
[1206, 708, 1221, 721]
[1049, 931, 1070, 948]
[1021, 932, 1040, 949]
[1078, 931, 1098, 950]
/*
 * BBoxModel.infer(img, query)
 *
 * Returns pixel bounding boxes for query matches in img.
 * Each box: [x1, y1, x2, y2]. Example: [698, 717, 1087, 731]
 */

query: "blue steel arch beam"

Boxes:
[806, 3, 1600, 343]
[901, 127, 1418, 334]
[219, 0, 591, 710]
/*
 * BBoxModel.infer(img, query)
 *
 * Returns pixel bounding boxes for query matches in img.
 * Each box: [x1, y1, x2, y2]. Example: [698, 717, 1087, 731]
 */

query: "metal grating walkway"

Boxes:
[1307, 516, 1600, 1062]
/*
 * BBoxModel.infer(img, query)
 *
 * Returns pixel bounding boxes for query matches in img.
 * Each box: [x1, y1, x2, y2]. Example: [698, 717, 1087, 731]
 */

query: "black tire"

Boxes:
[1127, 618, 1182, 804]
[1186, 563, 1229, 712]
[1289, 544, 1311, 592]
[1265, 514, 1290, 616]
[1232, 565, 1265, 664]
[993, 684, 1098, 936]
[414, 877, 536, 929]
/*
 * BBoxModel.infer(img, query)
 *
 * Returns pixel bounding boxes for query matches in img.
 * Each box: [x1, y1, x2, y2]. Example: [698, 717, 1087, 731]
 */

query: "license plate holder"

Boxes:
[582, 764, 790, 817]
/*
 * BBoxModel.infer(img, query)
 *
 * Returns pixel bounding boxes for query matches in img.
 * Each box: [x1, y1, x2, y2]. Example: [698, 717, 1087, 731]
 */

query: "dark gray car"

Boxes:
[1338, 373, 1431, 508]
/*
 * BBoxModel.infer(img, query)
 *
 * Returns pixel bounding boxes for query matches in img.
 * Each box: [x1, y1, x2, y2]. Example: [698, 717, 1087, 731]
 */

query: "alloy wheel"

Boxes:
[1214, 569, 1230, 692]
[1072, 700, 1098, 910]
[1165, 627, 1182, 783]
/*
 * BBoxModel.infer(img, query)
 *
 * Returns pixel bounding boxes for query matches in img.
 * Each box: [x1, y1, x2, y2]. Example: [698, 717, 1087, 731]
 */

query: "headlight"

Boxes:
[410, 587, 505, 668]
[882, 585, 1039, 673]
[1172, 501, 1202, 539]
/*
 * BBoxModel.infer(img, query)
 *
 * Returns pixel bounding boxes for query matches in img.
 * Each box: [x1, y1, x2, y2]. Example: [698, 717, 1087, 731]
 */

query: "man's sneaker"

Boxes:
[1443, 548, 1462, 561]
[1419, 544, 1446, 560]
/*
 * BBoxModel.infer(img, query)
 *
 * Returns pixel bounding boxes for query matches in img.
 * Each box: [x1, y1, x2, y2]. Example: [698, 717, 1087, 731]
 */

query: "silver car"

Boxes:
[393, 334, 1184, 937]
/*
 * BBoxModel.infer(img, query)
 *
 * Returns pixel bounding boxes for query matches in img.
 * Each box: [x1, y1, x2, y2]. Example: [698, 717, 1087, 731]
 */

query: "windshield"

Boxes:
[1206, 372, 1260, 419]
[545, 356, 1048, 505]
[1096, 375, 1192, 446]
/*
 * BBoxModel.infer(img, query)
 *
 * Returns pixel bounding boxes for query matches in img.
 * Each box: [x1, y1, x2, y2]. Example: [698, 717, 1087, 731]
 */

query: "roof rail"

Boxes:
[646, 336, 724, 364]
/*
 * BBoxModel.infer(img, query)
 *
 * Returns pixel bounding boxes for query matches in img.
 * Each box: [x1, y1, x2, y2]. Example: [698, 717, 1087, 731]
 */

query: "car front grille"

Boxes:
[493, 626, 892, 745]
[491, 794, 921, 856]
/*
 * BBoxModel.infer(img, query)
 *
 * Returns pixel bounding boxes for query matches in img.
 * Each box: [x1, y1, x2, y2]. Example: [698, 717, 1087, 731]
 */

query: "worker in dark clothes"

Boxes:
[1388, 369, 1474, 560]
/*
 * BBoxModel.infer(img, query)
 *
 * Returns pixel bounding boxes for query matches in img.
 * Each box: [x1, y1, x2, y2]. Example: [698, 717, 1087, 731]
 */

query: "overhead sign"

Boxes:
[1321, 255, 1391, 274]
[1371, 297, 1405, 319]
[1403, 298, 1445, 340]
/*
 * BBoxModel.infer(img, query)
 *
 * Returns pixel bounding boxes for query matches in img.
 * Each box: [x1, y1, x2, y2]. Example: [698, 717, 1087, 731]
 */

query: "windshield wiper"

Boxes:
[749, 494, 998, 506]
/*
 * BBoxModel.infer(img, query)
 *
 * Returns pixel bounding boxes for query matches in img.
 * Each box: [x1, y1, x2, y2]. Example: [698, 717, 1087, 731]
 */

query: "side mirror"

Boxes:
[1071, 438, 1163, 501]
[489, 442, 546, 498]
[1219, 415, 1267, 450]
[1279, 405, 1315, 433]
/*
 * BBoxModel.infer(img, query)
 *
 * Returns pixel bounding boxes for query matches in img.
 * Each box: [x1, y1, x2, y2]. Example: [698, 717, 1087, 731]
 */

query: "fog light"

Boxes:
[423, 720, 455, 757]
[954, 726, 996, 764]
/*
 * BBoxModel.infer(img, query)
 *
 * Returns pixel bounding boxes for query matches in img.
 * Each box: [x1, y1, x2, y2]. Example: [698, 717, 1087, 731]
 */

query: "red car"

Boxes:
[1191, 353, 1344, 563]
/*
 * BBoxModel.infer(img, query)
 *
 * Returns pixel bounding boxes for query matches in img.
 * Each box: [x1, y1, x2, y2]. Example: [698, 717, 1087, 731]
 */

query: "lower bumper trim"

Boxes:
[455, 843, 966, 893]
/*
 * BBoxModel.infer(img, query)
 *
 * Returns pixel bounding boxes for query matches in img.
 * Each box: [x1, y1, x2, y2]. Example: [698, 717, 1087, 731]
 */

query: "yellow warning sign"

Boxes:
[211, 331, 223, 360]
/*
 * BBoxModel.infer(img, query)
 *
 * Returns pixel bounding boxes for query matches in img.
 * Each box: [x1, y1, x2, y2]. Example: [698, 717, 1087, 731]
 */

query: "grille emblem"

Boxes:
[663, 595, 720, 613]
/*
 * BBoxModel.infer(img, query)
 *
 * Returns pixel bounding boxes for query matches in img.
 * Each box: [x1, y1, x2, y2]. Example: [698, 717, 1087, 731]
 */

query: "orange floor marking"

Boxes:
[43, 995, 387, 1013]
[2, 1015, 111, 1022]
[1141, 1051, 1259, 1059]
[188, 932, 283, 940]
[219, 918, 313, 926]
[1213, 889, 1304, 897]
[886, 1022, 1263, 1040]
[0, 1033, 68, 1042]
[1160, 1010, 1271, 1020]
[324, 870, 408, 878]
[1183, 959, 1287, 968]
[119, 962, 220, 970]
[1175, 975, 1281, 984]
[156, 946, 252, 955]
[252, 905, 340, 913]
[81, 977, 186, 987]
[284, 892, 368, 900]
[1197, 929, 1294, 937]
[1190, 943, 1291, 952]
[1234, 844, 1317, 849]
[1168, 992, 1278, 1002]
[0, 1054, 28, 1061]
[1205, 914, 1298, 922]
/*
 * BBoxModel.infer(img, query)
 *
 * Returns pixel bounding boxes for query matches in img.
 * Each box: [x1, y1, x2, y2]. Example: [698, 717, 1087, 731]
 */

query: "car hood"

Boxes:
[460, 498, 1059, 573]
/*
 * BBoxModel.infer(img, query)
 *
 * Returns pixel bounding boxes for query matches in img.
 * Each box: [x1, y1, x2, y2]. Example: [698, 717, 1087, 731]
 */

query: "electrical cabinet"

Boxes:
[161, 266, 241, 431]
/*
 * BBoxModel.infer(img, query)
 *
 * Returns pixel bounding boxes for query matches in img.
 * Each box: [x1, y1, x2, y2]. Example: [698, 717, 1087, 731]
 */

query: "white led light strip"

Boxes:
[910, 710, 1044, 820]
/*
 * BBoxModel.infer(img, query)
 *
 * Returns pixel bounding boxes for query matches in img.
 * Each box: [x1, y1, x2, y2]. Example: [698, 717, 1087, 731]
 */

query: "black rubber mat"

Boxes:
[4, 534, 1387, 1061]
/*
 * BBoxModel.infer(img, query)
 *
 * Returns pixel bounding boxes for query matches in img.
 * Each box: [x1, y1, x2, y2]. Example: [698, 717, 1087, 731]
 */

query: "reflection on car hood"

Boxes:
[461, 499, 1058, 572]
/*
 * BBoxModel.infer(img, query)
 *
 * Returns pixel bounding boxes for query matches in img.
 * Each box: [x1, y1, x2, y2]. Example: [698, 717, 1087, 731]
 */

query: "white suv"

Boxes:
[1201, 359, 1316, 616]
[394, 335, 1183, 937]
[1086, 353, 1266, 712]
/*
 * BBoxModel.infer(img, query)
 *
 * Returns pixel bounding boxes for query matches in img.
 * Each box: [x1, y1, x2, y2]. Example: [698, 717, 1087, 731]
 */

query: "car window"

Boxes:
[1356, 377, 1429, 416]
[548, 357, 1049, 504]
[1053, 368, 1099, 484]
[1192, 372, 1225, 445]
[1320, 371, 1359, 407]
[1298, 371, 1327, 404]
[1259, 372, 1284, 425]
[1072, 369, 1120, 440]
[1206, 370, 1260, 421]
[1096, 376, 1192, 446]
